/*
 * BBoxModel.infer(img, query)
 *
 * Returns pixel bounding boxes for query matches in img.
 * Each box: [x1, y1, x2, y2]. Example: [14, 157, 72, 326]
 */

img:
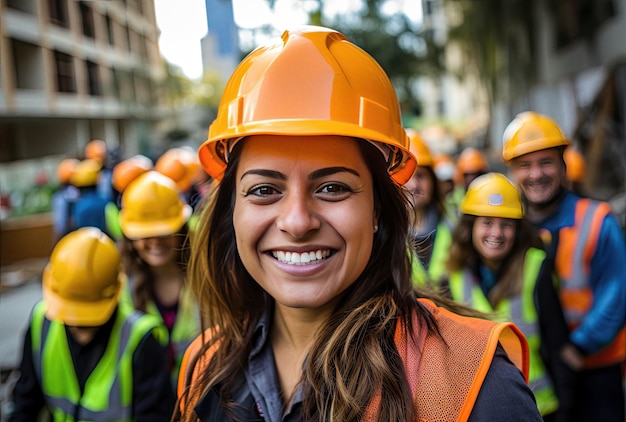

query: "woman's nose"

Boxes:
[275, 191, 321, 238]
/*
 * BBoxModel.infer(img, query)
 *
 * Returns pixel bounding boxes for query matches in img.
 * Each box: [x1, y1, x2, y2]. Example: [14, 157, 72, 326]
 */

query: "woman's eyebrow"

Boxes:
[240, 169, 286, 181]
[309, 166, 360, 180]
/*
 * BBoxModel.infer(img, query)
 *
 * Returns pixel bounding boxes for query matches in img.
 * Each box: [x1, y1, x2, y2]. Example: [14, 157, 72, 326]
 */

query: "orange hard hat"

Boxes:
[155, 147, 200, 192]
[198, 26, 415, 184]
[564, 147, 586, 183]
[112, 155, 154, 193]
[502, 112, 569, 162]
[456, 147, 488, 175]
[56, 158, 80, 184]
[406, 129, 433, 167]
[84, 140, 107, 162]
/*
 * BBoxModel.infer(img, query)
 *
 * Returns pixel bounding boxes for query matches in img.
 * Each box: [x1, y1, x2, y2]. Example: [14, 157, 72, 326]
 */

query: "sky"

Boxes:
[153, 0, 422, 80]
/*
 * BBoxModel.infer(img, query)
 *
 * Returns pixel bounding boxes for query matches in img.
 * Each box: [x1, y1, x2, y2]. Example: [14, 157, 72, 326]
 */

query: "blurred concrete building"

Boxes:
[0, 0, 166, 264]
[0, 0, 165, 184]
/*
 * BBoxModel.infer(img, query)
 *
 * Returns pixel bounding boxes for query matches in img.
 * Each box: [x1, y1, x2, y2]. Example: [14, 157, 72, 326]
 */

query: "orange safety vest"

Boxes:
[554, 198, 626, 368]
[178, 298, 529, 422]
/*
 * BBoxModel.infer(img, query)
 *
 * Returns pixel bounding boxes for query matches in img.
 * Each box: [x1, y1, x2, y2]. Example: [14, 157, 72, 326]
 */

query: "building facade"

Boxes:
[0, 0, 166, 193]
[0, 0, 167, 265]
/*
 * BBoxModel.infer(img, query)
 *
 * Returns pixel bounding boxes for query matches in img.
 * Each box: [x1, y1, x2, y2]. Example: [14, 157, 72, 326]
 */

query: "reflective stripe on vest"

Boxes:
[448, 248, 558, 415]
[146, 285, 200, 386]
[411, 220, 453, 288]
[553, 198, 626, 367]
[31, 301, 162, 421]
[556, 199, 608, 324]
[427, 220, 453, 282]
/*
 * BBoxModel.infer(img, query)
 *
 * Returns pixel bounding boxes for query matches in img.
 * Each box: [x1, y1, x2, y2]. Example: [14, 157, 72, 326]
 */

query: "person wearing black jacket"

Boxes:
[8, 227, 174, 421]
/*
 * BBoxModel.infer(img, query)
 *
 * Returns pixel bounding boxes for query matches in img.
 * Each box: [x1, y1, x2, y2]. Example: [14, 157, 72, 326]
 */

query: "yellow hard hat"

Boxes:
[84, 140, 107, 162]
[56, 158, 80, 184]
[70, 159, 102, 187]
[43, 227, 121, 326]
[112, 154, 153, 193]
[199, 26, 416, 184]
[460, 172, 523, 219]
[564, 147, 586, 183]
[155, 147, 200, 192]
[119, 171, 192, 240]
[406, 128, 433, 167]
[502, 111, 570, 161]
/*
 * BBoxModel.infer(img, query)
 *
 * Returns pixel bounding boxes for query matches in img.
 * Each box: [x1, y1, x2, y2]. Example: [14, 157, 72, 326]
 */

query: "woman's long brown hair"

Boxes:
[177, 139, 477, 421]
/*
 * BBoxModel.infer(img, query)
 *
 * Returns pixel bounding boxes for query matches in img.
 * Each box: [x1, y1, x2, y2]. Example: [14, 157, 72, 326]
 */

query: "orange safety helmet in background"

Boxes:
[56, 158, 80, 184]
[70, 159, 102, 187]
[119, 171, 192, 240]
[43, 227, 122, 326]
[460, 172, 523, 219]
[84, 140, 107, 162]
[199, 26, 416, 184]
[406, 128, 434, 167]
[454, 147, 488, 185]
[155, 147, 201, 193]
[563, 147, 586, 183]
[112, 154, 154, 193]
[502, 111, 570, 162]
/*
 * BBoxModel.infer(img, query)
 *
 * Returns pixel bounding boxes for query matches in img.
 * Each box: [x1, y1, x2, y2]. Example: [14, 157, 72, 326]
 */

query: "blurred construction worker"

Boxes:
[503, 111, 626, 422]
[404, 129, 455, 285]
[118, 171, 200, 390]
[51, 158, 80, 243]
[433, 153, 456, 198]
[69, 159, 111, 237]
[105, 154, 154, 241]
[84, 139, 115, 202]
[444, 173, 576, 420]
[563, 146, 587, 197]
[8, 227, 174, 422]
[448, 147, 490, 218]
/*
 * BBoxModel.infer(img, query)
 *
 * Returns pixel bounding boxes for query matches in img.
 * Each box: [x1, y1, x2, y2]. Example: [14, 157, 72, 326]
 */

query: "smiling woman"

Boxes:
[174, 26, 542, 422]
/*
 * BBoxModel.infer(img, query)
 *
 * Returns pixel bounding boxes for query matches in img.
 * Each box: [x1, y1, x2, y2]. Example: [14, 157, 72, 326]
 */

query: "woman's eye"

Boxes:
[247, 185, 279, 197]
[318, 183, 351, 195]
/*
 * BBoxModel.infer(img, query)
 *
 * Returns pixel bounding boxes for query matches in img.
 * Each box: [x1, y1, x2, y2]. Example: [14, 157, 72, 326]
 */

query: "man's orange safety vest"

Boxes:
[554, 198, 626, 368]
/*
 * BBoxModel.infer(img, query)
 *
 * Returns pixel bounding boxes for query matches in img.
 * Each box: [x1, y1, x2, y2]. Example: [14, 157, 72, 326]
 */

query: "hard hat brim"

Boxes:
[121, 204, 192, 240]
[43, 273, 121, 327]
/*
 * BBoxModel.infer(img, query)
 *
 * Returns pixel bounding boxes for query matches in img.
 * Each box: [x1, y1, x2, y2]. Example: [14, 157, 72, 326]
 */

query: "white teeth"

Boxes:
[272, 249, 330, 265]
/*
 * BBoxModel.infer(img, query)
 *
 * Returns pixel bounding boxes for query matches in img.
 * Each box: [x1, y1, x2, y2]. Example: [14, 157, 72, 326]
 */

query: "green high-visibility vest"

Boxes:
[30, 301, 166, 421]
[145, 285, 200, 387]
[448, 247, 559, 416]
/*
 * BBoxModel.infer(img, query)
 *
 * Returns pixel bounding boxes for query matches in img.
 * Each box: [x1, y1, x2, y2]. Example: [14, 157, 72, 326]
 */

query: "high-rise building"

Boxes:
[201, 0, 239, 83]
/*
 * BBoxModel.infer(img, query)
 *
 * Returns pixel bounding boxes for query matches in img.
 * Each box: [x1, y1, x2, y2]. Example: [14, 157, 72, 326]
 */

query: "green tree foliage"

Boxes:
[444, 0, 535, 108]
